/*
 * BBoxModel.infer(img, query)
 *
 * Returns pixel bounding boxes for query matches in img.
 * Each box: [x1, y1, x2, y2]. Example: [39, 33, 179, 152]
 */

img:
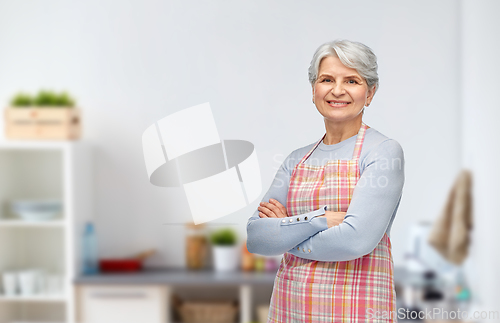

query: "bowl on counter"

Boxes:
[10, 200, 62, 221]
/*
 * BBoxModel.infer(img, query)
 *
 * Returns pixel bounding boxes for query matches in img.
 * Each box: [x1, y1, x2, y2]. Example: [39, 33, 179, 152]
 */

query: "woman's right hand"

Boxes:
[258, 199, 288, 218]
[318, 211, 347, 228]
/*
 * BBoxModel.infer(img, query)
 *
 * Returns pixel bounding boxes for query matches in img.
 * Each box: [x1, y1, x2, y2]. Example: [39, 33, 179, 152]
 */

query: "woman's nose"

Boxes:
[331, 83, 345, 96]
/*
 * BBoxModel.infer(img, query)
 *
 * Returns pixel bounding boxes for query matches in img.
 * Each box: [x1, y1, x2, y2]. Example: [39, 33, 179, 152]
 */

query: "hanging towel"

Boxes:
[428, 169, 473, 265]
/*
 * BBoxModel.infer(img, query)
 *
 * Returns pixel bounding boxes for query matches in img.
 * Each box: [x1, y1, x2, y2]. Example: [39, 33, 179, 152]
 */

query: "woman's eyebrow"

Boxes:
[318, 73, 362, 80]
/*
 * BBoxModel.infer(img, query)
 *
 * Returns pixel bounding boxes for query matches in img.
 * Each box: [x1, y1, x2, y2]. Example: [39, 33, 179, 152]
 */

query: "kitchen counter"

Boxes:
[74, 267, 428, 323]
[75, 266, 408, 286]
[74, 268, 278, 286]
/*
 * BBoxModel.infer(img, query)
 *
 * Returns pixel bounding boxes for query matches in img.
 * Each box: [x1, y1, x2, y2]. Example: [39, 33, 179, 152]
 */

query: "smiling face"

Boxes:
[313, 56, 375, 125]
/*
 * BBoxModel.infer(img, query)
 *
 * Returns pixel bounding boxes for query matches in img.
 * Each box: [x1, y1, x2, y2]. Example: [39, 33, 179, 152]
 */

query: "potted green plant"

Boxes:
[210, 228, 239, 272]
[5, 90, 81, 140]
[10, 90, 76, 108]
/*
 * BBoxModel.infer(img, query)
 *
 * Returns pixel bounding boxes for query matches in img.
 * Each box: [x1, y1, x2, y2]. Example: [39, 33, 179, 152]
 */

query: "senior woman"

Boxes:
[246, 39, 404, 323]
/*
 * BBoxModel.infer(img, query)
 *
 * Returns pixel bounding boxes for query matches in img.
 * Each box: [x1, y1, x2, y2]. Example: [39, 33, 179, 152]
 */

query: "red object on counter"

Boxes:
[99, 259, 142, 272]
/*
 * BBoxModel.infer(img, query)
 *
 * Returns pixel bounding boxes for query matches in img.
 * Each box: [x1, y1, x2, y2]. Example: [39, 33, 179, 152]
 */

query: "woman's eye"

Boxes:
[347, 79, 358, 84]
[323, 79, 332, 83]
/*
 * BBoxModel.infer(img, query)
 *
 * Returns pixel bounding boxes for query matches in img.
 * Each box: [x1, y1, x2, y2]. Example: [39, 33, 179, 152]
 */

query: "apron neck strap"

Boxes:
[352, 122, 368, 161]
[299, 122, 368, 164]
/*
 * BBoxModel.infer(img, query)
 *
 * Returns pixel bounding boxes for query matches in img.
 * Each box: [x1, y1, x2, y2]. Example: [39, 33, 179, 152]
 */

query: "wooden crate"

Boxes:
[4, 107, 81, 140]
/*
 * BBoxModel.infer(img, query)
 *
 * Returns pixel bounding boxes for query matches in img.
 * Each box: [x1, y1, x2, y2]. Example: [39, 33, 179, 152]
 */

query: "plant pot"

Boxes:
[212, 245, 239, 272]
[4, 107, 81, 140]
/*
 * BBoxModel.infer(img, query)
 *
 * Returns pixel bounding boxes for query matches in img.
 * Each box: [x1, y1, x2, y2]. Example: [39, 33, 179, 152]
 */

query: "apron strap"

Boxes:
[298, 134, 326, 165]
[352, 122, 368, 161]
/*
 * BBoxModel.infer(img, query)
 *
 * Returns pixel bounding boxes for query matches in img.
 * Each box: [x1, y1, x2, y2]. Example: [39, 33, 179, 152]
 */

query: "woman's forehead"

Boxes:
[319, 56, 360, 77]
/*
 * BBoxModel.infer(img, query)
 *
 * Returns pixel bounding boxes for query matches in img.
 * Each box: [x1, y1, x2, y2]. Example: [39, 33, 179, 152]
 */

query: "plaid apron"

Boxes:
[268, 122, 396, 323]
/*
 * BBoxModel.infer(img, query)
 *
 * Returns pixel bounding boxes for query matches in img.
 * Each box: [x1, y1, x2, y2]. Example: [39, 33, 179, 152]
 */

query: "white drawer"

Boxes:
[78, 285, 166, 323]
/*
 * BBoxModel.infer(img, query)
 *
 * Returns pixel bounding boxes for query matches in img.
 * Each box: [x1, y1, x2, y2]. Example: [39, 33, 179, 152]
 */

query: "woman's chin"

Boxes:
[320, 112, 363, 123]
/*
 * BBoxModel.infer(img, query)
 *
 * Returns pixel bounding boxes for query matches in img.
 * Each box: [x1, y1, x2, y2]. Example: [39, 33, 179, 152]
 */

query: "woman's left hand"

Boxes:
[258, 199, 289, 218]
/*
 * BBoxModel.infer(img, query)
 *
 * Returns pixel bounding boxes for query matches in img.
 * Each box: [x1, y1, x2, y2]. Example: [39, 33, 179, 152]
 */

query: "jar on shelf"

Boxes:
[185, 223, 208, 270]
[241, 242, 254, 271]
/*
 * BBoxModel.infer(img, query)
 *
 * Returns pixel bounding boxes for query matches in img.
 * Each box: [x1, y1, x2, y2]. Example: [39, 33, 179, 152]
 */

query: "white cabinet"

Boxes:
[76, 286, 167, 323]
[0, 141, 93, 323]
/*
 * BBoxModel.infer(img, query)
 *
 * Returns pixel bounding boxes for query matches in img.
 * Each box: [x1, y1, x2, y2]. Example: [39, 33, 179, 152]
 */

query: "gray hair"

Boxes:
[308, 39, 379, 94]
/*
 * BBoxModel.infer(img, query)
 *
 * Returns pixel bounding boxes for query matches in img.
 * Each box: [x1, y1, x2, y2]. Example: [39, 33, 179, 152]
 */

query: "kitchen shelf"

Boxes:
[0, 220, 65, 228]
[0, 140, 73, 150]
[0, 141, 93, 323]
[0, 294, 67, 303]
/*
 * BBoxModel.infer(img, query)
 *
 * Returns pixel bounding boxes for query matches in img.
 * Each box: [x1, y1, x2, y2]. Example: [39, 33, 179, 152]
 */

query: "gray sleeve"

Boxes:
[288, 139, 405, 261]
[246, 152, 329, 256]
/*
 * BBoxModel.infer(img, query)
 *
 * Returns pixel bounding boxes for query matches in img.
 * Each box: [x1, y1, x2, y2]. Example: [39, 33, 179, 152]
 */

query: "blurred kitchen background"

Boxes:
[0, 0, 499, 322]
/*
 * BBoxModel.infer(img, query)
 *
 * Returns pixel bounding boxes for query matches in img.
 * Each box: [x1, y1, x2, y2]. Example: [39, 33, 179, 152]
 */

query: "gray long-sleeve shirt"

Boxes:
[246, 127, 405, 262]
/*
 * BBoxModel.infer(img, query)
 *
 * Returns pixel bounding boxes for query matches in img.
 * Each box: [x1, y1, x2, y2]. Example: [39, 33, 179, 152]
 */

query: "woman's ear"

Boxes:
[366, 85, 376, 106]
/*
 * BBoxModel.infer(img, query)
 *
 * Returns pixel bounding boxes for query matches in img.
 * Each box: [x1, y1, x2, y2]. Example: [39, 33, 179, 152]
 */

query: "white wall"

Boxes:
[461, 0, 500, 315]
[0, 0, 462, 268]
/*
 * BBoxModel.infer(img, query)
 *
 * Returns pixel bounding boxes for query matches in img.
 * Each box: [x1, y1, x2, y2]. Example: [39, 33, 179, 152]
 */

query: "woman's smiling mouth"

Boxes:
[327, 100, 350, 107]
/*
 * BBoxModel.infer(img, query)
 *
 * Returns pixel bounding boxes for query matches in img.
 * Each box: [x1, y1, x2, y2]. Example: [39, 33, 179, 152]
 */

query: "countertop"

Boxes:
[74, 268, 278, 286]
[75, 267, 409, 286]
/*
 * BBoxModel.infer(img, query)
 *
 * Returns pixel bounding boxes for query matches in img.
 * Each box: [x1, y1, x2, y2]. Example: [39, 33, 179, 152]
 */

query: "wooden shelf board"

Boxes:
[0, 220, 65, 228]
[0, 294, 67, 303]
[0, 140, 74, 150]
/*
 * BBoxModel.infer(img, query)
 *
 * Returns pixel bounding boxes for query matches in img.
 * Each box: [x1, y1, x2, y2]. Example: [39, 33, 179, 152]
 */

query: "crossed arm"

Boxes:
[245, 155, 331, 256]
[246, 139, 405, 261]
